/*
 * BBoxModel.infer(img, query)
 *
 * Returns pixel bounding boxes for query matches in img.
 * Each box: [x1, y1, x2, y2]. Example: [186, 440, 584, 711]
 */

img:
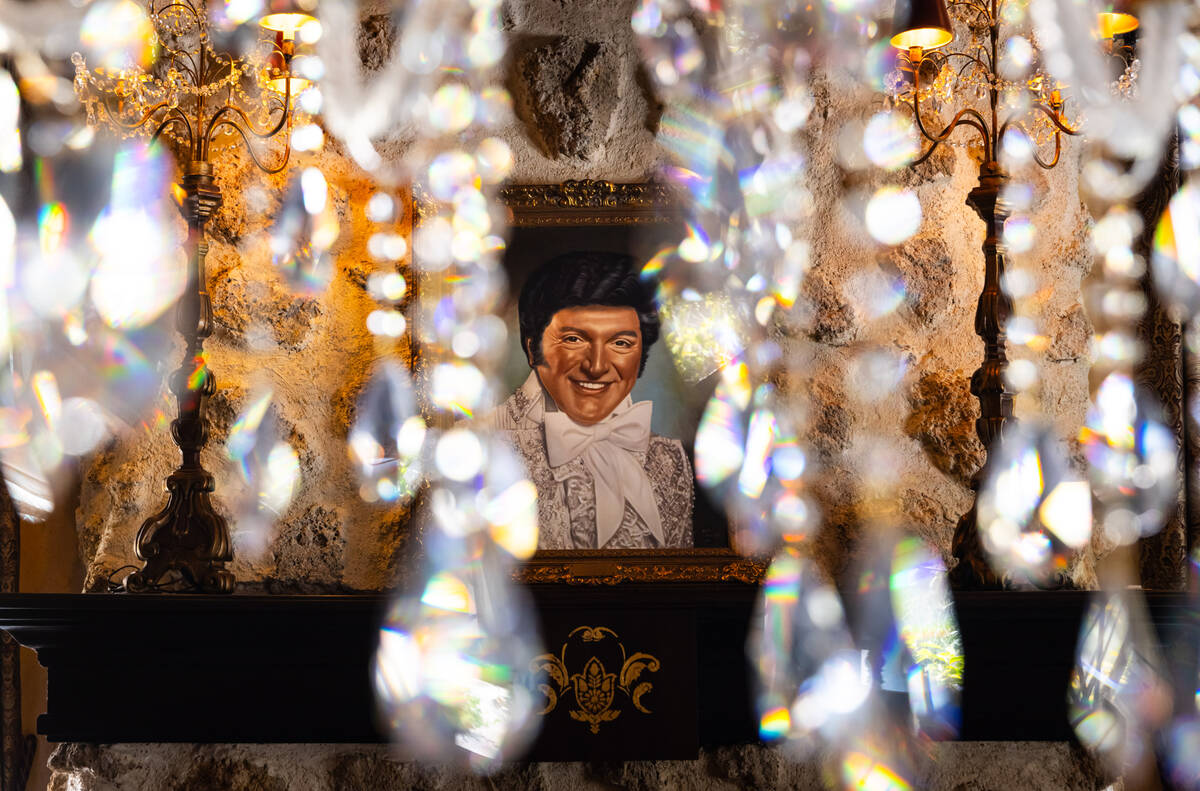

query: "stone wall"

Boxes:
[74, 0, 1099, 597]
[75, 0, 671, 594]
[49, 742, 1110, 791]
[793, 66, 1097, 584]
[53, 0, 1110, 788]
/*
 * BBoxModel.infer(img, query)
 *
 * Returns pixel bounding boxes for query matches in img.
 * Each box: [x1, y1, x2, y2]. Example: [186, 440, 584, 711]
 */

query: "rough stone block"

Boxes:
[905, 368, 985, 485]
[1047, 303, 1092, 362]
[358, 14, 396, 72]
[509, 35, 620, 159]
[881, 234, 955, 326]
[803, 271, 859, 346]
[268, 504, 347, 592]
[897, 142, 956, 186]
[809, 374, 852, 460]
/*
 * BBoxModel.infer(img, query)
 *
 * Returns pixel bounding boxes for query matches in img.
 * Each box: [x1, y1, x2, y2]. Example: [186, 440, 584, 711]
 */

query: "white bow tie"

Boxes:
[544, 402, 664, 548]
[544, 401, 652, 463]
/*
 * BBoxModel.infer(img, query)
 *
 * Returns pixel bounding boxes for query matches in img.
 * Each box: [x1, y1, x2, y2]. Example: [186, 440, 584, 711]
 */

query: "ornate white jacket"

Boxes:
[484, 373, 694, 550]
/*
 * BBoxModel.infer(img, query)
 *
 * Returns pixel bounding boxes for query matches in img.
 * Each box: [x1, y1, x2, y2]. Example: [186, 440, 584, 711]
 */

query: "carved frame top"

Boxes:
[498, 180, 685, 226]
[515, 548, 767, 585]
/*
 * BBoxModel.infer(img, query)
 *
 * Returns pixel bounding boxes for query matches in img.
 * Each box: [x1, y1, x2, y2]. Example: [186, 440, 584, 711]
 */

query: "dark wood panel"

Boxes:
[0, 589, 1194, 756]
[0, 585, 760, 756]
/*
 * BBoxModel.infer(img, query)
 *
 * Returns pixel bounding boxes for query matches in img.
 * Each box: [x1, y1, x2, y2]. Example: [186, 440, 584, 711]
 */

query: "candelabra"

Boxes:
[890, 0, 1136, 587]
[73, 0, 314, 592]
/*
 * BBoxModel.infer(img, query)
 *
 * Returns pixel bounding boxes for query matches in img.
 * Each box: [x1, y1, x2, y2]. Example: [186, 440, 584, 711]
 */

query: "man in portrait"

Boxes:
[485, 250, 694, 550]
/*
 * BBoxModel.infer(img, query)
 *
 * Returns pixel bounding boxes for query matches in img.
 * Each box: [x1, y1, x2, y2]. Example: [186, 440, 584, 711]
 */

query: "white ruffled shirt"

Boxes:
[542, 388, 665, 547]
[484, 372, 694, 550]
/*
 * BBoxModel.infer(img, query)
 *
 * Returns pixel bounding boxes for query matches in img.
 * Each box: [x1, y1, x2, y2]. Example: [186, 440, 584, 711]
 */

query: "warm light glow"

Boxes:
[267, 75, 311, 95]
[890, 27, 953, 51]
[259, 12, 316, 39]
[1096, 11, 1138, 39]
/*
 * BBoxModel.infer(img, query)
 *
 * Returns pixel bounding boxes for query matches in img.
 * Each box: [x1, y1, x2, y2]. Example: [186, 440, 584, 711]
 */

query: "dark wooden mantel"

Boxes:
[0, 583, 764, 758]
[0, 588, 1195, 759]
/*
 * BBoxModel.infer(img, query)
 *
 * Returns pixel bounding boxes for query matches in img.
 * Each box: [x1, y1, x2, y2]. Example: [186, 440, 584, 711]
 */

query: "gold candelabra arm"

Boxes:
[911, 106, 991, 163]
[149, 106, 196, 152]
[946, 0, 994, 26]
[161, 48, 200, 84]
[1027, 101, 1082, 137]
[98, 96, 172, 134]
[201, 75, 294, 174]
[945, 49, 993, 75]
[155, 17, 204, 67]
[199, 48, 237, 88]
[155, 0, 205, 23]
[204, 91, 291, 144]
[909, 53, 993, 163]
[152, 0, 211, 77]
[995, 103, 1080, 170]
[1028, 126, 1064, 169]
[209, 113, 294, 174]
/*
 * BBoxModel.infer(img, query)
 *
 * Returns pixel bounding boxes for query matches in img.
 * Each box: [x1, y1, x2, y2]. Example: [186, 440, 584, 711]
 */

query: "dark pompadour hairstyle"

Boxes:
[518, 250, 660, 375]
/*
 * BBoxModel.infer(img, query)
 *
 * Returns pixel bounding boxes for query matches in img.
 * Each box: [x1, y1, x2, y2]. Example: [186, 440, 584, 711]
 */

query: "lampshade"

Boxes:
[891, 0, 953, 51]
[260, 12, 317, 40]
[266, 75, 312, 95]
[1096, 11, 1138, 38]
[1094, 0, 1139, 40]
[259, 0, 317, 42]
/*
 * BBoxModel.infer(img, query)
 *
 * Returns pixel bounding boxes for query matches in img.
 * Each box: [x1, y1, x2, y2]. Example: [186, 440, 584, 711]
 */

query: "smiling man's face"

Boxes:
[532, 305, 642, 425]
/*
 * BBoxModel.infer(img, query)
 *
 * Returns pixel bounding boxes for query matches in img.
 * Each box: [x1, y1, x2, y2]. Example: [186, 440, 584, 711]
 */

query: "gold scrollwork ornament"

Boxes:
[531, 626, 661, 734]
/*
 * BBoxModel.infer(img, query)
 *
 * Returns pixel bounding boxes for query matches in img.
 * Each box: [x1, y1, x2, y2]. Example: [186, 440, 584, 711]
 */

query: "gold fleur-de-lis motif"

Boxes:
[570, 657, 620, 733]
[530, 626, 661, 734]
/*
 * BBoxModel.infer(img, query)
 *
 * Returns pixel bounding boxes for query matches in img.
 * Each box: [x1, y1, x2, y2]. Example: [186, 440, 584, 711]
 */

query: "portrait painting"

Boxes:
[482, 249, 695, 550]
[485, 182, 730, 554]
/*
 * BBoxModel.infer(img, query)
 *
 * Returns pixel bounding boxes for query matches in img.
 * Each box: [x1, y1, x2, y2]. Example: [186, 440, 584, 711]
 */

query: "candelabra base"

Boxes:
[123, 470, 234, 594]
[949, 493, 1003, 590]
[950, 479, 1077, 591]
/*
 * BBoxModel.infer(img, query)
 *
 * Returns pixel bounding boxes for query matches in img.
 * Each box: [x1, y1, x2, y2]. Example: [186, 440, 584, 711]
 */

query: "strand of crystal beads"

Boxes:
[307, 0, 544, 770]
